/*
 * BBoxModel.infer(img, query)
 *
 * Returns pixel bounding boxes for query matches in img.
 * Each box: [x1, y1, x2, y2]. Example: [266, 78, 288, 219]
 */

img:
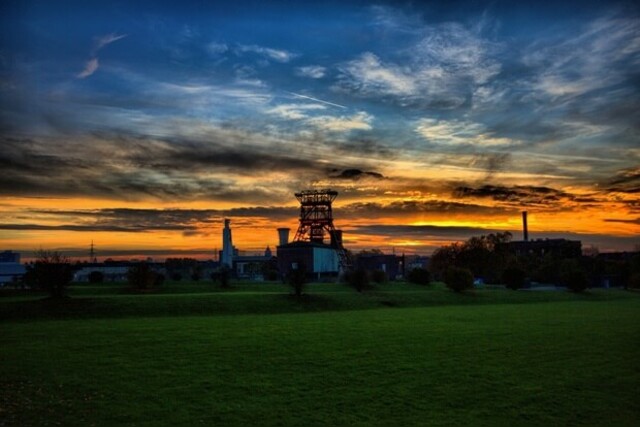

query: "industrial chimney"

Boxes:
[522, 211, 529, 242]
[277, 228, 290, 246]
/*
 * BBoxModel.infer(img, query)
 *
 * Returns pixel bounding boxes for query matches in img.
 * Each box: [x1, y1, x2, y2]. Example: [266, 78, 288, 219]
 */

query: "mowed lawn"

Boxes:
[1, 284, 639, 426]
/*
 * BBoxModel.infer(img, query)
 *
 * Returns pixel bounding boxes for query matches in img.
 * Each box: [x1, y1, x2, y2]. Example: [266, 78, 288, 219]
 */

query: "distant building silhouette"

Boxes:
[0, 250, 25, 285]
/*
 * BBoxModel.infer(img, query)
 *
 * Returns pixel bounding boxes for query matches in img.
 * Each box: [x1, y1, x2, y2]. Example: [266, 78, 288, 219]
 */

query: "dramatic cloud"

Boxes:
[329, 169, 384, 180]
[336, 19, 500, 108]
[339, 200, 515, 218]
[605, 166, 640, 193]
[2, 2, 639, 255]
[453, 184, 596, 208]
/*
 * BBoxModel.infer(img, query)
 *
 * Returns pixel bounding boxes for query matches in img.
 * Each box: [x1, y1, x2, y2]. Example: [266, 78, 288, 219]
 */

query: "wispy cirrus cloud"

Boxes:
[295, 65, 326, 78]
[92, 32, 128, 54]
[267, 103, 326, 120]
[236, 44, 297, 63]
[306, 111, 373, 132]
[523, 15, 640, 101]
[77, 58, 99, 79]
[336, 18, 500, 108]
[77, 32, 127, 79]
[416, 118, 517, 147]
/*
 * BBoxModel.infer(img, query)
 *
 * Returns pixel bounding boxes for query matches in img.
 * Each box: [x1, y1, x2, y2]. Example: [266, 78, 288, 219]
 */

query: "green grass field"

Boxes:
[1, 282, 639, 426]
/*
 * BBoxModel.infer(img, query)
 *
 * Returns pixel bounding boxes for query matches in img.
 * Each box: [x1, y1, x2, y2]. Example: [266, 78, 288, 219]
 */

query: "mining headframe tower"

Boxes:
[277, 189, 351, 278]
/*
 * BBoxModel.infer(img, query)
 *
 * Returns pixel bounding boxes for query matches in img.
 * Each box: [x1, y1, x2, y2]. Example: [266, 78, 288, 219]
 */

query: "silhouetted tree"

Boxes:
[127, 263, 159, 291]
[559, 260, 589, 292]
[502, 264, 526, 290]
[430, 232, 513, 283]
[287, 262, 307, 297]
[88, 271, 104, 283]
[26, 250, 73, 299]
[216, 265, 232, 289]
[346, 267, 370, 292]
[445, 266, 474, 293]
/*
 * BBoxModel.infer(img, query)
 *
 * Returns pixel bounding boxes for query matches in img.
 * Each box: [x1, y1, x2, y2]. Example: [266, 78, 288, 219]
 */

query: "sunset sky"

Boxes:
[1, 0, 638, 261]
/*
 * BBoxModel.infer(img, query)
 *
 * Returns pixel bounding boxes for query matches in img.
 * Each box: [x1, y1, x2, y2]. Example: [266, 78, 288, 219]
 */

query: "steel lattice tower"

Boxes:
[293, 189, 351, 270]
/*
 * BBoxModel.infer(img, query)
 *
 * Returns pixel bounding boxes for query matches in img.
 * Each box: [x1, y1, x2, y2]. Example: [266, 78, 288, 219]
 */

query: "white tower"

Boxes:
[221, 219, 233, 268]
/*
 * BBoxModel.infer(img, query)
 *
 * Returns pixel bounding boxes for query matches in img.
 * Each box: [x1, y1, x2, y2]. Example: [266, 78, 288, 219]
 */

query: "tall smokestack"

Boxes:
[522, 211, 529, 242]
[222, 219, 233, 268]
[277, 228, 290, 246]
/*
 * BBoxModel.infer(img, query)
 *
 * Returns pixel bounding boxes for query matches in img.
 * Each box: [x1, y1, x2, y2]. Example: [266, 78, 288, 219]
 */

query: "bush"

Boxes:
[406, 268, 431, 285]
[344, 268, 371, 292]
[26, 250, 73, 298]
[154, 273, 165, 287]
[212, 266, 232, 289]
[502, 265, 526, 290]
[88, 271, 104, 284]
[445, 267, 474, 292]
[171, 272, 182, 282]
[287, 263, 307, 297]
[263, 269, 279, 281]
[127, 263, 158, 291]
[562, 269, 589, 292]
[370, 269, 388, 284]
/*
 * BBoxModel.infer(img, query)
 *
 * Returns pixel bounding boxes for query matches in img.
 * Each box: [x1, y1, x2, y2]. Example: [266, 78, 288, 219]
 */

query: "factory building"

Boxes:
[502, 211, 582, 258]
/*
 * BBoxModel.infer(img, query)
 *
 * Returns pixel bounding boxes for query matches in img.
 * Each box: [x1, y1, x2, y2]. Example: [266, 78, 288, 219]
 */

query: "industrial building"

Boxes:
[277, 189, 349, 279]
[219, 218, 275, 279]
[0, 251, 25, 286]
[503, 211, 582, 258]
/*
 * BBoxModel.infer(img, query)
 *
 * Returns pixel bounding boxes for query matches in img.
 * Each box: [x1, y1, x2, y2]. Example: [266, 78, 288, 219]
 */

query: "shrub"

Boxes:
[628, 273, 640, 289]
[406, 268, 431, 285]
[264, 269, 279, 281]
[502, 265, 526, 290]
[88, 271, 104, 284]
[345, 268, 370, 292]
[127, 263, 158, 291]
[171, 272, 182, 282]
[212, 266, 232, 289]
[445, 267, 474, 292]
[562, 269, 589, 292]
[154, 273, 165, 287]
[27, 250, 73, 298]
[287, 263, 307, 297]
[370, 269, 388, 284]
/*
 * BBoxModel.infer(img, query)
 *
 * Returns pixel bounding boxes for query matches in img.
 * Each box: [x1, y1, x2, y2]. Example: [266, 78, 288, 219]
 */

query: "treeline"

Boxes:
[430, 232, 640, 292]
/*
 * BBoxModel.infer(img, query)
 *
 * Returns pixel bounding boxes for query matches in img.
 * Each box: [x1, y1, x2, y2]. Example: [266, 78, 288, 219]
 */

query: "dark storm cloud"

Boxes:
[604, 217, 640, 225]
[3, 206, 299, 233]
[605, 167, 640, 193]
[339, 200, 514, 218]
[350, 224, 502, 238]
[0, 223, 192, 232]
[0, 133, 324, 202]
[329, 169, 385, 180]
[453, 184, 602, 207]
